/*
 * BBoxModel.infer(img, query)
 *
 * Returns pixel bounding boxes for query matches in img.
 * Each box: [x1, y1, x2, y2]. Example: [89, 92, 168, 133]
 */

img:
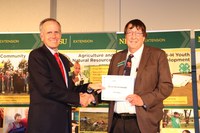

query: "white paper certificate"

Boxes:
[101, 75, 134, 101]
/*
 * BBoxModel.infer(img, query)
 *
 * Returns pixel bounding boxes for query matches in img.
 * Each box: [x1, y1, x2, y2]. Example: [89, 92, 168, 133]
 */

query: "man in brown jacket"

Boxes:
[107, 19, 173, 133]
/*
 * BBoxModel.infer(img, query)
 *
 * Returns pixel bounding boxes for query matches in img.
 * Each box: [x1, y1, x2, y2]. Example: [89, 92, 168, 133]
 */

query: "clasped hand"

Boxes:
[79, 93, 95, 107]
[79, 83, 103, 107]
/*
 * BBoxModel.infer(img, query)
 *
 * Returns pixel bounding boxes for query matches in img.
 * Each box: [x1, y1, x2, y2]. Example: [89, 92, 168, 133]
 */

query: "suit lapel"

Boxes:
[42, 45, 61, 71]
[118, 50, 128, 75]
[42, 45, 66, 84]
[136, 46, 150, 78]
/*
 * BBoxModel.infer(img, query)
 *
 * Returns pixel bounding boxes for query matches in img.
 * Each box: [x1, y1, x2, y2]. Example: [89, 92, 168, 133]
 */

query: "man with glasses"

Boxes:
[107, 19, 173, 133]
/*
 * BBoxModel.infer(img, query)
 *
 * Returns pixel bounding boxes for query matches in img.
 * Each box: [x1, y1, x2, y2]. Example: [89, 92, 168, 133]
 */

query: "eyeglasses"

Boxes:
[126, 30, 143, 36]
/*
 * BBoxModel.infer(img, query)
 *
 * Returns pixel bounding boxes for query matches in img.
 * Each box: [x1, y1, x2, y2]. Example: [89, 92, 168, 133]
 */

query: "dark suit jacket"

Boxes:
[107, 45, 173, 133]
[28, 45, 87, 133]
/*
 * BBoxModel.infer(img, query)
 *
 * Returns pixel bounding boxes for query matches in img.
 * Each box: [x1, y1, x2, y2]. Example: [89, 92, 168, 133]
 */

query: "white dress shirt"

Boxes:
[114, 44, 144, 114]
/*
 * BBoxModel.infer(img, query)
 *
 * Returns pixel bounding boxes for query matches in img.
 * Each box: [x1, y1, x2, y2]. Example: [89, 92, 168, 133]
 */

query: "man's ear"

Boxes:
[40, 33, 44, 41]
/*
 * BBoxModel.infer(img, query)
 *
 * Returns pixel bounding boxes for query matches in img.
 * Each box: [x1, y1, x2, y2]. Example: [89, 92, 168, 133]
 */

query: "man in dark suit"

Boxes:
[28, 18, 100, 133]
[107, 19, 173, 133]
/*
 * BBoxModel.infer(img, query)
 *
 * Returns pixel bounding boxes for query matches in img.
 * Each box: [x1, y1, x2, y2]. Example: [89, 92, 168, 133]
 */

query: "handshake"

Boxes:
[79, 83, 103, 107]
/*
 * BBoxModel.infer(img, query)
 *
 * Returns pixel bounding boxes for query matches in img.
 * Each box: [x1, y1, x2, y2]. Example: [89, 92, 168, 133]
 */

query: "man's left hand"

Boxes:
[126, 94, 144, 106]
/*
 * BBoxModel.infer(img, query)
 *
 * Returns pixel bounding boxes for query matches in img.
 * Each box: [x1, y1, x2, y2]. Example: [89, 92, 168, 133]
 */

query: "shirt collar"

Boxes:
[45, 44, 58, 55]
[128, 44, 144, 59]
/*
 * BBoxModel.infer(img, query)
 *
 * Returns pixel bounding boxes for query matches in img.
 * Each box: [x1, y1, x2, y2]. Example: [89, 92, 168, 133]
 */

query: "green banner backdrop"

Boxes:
[61, 33, 117, 50]
[0, 30, 198, 133]
[0, 33, 41, 49]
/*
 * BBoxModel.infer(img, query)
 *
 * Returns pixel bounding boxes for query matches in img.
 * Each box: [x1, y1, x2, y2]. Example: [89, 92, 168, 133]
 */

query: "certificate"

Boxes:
[101, 75, 135, 101]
